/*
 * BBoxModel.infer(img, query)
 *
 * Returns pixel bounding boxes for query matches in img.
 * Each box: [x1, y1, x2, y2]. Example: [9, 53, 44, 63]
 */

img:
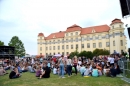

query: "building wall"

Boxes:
[37, 22, 127, 56]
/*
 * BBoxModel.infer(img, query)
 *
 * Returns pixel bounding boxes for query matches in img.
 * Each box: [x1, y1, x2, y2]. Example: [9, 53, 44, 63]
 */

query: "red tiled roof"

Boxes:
[81, 25, 110, 35]
[66, 24, 82, 32]
[38, 33, 44, 37]
[110, 18, 123, 25]
[45, 31, 65, 40]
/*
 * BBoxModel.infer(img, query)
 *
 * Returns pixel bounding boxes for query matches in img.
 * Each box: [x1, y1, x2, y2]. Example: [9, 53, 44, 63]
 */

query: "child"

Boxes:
[92, 65, 98, 77]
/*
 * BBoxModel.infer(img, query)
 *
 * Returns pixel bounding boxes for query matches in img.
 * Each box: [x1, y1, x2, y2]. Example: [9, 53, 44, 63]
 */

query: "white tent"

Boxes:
[53, 54, 62, 57]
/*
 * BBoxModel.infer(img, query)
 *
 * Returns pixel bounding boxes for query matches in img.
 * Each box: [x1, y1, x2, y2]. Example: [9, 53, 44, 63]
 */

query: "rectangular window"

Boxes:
[66, 39, 68, 43]
[58, 46, 60, 50]
[50, 53, 51, 55]
[58, 52, 60, 54]
[62, 39, 64, 43]
[76, 44, 78, 49]
[93, 43, 96, 48]
[120, 40, 123, 46]
[99, 35, 101, 40]
[40, 47, 42, 51]
[46, 53, 48, 56]
[71, 38, 73, 42]
[106, 42, 110, 47]
[76, 38, 78, 42]
[53, 46, 55, 50]
[53, 52, 55, 55]
[82, 44, 84, 48]
[66, 45, 69, 49]
[113, 41, 115, 46]
[66, 52, 69, 55]
[87, 36, 89, 41]
[106, 34, 109, 39]
[87, 43, 90, 48]
[58, 40, 60, 44]
[71, 33, 73, 36]
[62, 45, 64, 49]
[99, 42, 102, 48]
[71, 45, 73, 49]
[76, 32, 78, 35]
[113, 33, 115, 38]
[46, 47, 48, 50]
[62, 52, 64, 55]
[49, 46, 51, 50]
[81, 37, 84, 41]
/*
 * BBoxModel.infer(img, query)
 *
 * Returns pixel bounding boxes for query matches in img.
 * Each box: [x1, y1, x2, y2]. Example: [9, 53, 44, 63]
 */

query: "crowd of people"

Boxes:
[0, 54, 127, 79]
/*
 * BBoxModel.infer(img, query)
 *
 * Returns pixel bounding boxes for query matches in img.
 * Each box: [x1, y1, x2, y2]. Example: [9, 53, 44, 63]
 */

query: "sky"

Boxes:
[0, 0, 130, 55]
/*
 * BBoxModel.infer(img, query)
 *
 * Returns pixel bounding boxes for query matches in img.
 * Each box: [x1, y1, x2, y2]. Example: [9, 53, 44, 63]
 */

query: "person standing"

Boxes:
[58, 55, 66, 78]
[73, 56, 78, 75]
[66, 56, 72, 77]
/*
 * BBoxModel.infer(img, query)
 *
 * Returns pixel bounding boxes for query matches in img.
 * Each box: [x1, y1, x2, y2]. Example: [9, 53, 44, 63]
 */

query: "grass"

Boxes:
[0, 71, 130, 86]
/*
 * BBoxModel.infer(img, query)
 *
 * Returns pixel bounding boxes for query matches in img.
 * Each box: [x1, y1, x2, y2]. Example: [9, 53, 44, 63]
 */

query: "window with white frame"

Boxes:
[87, 43, 90, 48]
[99, 35, 101, 40]
[76, 38, 78, 42]
[62, 45, 64, 49]
[76, 32, 78, 35]
[81, 44, 84, 48]
[93, 36, 95, 40]
[49, 46, 51, 50]
[53, 46, 55, 50]
[66, 45, 69, 49]
[71, 45, 73, 49]
[99, 42, 102, 48]
[106, 42, 109, 47]
[113, 41, 115, 46]
[106, 34, 109, 39]
[87, 36, 89, 41]
[120, 40, 123, 46]
[58, 46, 60, 50]
[81, 37, 84, 41]
[71, 33, 73, 36]
[40, 47, 42, 51]
[93, 43, 96, 48]
[46, 47, 48, 50]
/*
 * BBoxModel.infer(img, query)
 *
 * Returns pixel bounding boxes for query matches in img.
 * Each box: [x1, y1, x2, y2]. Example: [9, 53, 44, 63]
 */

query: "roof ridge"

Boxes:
[83, 24, 108, 29]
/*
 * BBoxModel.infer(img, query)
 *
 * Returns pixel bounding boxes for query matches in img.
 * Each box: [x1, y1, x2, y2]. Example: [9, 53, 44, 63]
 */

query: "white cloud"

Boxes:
[0, 0, 130, 55]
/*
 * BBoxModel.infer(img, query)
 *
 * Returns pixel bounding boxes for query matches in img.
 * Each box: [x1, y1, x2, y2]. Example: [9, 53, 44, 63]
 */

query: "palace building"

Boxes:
[37, 19, 127, 56]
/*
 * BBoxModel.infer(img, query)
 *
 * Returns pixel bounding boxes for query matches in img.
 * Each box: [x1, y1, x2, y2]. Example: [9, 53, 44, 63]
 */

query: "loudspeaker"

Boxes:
[128, 27, 130, 39]
[119, 0, 130, 17]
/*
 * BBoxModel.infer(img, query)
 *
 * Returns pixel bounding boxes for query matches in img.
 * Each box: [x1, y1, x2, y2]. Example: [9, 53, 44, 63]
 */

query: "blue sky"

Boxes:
[0, 0, 130, 55]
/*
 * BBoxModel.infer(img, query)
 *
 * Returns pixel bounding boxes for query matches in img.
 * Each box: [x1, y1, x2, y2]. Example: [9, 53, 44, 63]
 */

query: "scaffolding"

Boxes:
[0, 46, 15, 60]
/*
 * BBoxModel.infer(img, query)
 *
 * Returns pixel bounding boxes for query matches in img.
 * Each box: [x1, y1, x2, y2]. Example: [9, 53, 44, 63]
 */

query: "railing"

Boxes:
[118, 60, 130, 83]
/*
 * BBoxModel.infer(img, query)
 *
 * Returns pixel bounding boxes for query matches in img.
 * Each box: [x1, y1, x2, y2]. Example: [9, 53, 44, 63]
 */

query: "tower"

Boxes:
[109, 19, 125, 54]
[37, 33, 45, 55]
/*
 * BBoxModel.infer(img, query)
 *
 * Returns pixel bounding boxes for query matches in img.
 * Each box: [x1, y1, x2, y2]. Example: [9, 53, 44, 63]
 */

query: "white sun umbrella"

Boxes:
[53, 54, 62, 57]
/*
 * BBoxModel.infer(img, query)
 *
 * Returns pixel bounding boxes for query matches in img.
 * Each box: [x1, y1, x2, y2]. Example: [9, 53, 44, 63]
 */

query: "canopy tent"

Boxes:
[53, 54, 62, 57]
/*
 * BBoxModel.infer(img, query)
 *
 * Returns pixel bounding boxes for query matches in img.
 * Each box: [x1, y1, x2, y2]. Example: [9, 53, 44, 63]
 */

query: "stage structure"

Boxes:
[0, 46, 15, 60]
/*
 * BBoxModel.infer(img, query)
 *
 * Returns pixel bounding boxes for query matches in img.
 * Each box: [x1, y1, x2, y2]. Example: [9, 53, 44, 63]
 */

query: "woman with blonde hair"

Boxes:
[73, 56, 78, 75]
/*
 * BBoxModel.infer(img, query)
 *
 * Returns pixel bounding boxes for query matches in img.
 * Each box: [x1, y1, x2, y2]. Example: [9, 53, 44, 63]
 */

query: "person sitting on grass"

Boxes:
[92, 65, 99, 77]
[0, 65, 8, 76]
[110, 65, 116, 77]
[35, 66, 41, 77]
[38, 62, 51, 79]
[9, 66, 20, 79]
[79, 64, 86, 76]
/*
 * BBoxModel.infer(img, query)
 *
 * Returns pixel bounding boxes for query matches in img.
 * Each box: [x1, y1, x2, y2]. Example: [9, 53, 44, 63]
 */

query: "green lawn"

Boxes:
[0, 72, 130, 86]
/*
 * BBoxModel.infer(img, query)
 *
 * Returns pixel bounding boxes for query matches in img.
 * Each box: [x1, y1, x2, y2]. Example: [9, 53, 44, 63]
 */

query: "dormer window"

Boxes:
[76, 32, 78, 35]
[40, 37, 42, 39]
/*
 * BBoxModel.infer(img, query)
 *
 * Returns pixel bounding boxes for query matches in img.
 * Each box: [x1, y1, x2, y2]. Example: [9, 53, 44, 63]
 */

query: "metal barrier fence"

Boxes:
[118, 60, 130, 83]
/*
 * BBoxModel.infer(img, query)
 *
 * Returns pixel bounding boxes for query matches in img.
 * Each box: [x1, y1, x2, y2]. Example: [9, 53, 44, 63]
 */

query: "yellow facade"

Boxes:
[37, 19, 127, 56]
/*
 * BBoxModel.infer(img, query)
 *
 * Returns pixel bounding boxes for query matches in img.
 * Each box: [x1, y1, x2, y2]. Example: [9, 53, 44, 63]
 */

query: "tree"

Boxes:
[78, 50, 88, 57]
[0, 40, 4, 46]
[86, 51, 93, 60]
[69, 48, 79, 59]
[8, 36, 26, 57]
